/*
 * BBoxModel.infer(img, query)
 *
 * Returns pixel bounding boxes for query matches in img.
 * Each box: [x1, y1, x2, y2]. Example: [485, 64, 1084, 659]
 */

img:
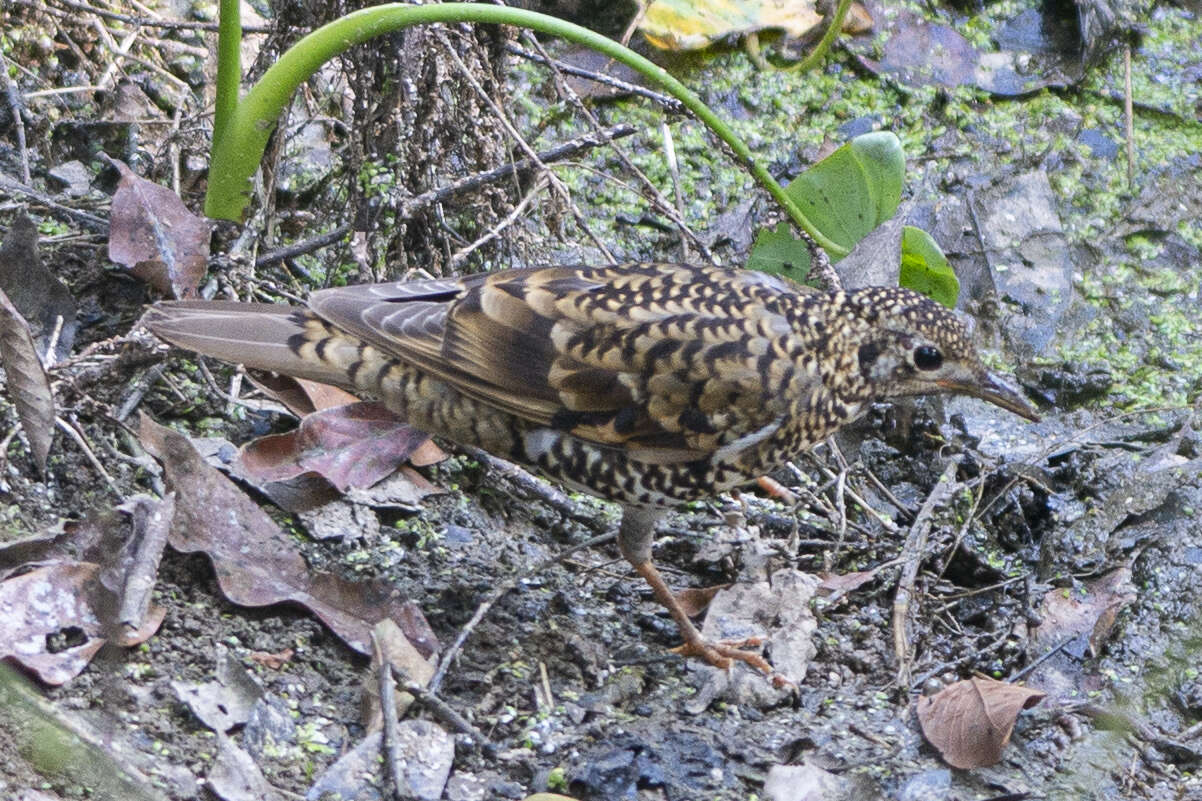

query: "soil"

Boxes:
[1, 2, 1201, 801]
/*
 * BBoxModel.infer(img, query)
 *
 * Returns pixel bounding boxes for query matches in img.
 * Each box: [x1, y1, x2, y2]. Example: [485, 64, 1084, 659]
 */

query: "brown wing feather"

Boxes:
[309, 263, 802, 463]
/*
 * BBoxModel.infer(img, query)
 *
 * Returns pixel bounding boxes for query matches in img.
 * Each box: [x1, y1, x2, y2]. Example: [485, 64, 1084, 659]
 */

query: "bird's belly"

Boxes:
[517, 427, 792, 508]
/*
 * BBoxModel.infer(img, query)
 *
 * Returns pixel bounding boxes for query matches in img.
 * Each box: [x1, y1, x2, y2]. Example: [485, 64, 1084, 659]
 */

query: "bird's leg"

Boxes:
[618, 507, 774, 676]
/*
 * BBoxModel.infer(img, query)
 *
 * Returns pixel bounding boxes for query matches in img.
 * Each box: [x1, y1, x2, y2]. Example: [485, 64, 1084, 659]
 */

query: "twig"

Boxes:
[450, 174, 547, 267]
[434, 30, 616, 264]
[619, 0, 650, 46]
[35, 0, 272, 33]
[92, 15, 141, 91]
[402, 681, 488, 745]
[114, 363, 167, 422]
[661, 122, 689, 260]
[503, 43, 682, 113]
[372, 633, 404, 801]
[514, 29, 715, 263]
[55, 416, 120, 495]
[892, 460, 959, 688]
[22, 85, 104, 99]
[1007, 634, 1075, 683]
[0, 174, 109, 232]
[0, 61, 31, 183]
[966, 188, 995, 277]
[397, 123, 638, 220]
[256, 224, 351, 268]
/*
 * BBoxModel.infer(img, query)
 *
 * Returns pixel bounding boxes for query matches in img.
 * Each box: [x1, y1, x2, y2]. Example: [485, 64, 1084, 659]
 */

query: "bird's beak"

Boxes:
[939, 371, 1041, 422]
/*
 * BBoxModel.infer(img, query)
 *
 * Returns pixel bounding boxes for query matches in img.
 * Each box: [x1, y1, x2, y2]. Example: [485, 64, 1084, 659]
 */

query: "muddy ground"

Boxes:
[1, 1, 1201, 800]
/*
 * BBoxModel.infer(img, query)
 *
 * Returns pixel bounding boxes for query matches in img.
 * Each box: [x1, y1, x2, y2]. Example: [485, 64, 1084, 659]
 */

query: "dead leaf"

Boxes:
[916, 676, 1046, 769]
[0, 562, 120, 685]
[138, 413, 439, 658]
[244, 372, 359, 416]
[208, 734, 286, 801]
[105, 156, 210, 298]
[1034, 568, 1136, 657]
[675, 584, 729, 618]
[409, 437, 448, 467]
[641, 0, 824, 51]
[236, 401, 433, 492]
[0, 212, 77, 363]
[248, 649, 294, 670]
[173, 649, 264, 733]
[701, 569, 819, 684]
[0, 286, 55, 471]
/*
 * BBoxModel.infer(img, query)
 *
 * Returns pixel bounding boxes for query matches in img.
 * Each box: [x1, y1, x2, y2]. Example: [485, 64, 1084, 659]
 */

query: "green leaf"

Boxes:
[899, 226, 959, 307]
[748, 131, 904, 274]
[746, 221, 812, 283]
[782, 131, 904, 258]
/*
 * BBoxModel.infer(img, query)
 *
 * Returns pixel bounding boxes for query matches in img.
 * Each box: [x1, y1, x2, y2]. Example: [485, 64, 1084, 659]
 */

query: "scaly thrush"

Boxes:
[146, 262, 1038, 674]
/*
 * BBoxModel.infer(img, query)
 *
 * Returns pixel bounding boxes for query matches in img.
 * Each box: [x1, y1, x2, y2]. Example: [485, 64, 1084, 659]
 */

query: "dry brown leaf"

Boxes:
[248, 649, 294, 670]
[0, 286, 55, 471]
[106, 157, 210, 298]
[244, 371, 359, 416]
[675, 584, 729, 617]
[0, 561, 159, 684]
[408, 437, 448, 467]
[0, 212, 77, 363]
[916, 676, 1046, 769]
[138, 413, 439, 658]
[1034, 568, 1136, 657]
[237, 401, 433, 492]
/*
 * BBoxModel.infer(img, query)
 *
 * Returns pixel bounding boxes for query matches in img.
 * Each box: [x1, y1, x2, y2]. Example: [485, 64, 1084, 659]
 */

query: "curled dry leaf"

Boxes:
[0, 212, 78, 363]
[641, 0, 823, 52]
[916, 676, 1046, 769]
[237, 401, 436, 493]
[137, 413, 439, 658]
[0, 287, 55, 471]
[243, 371, 359, 417]
[105, 156, 210, 299]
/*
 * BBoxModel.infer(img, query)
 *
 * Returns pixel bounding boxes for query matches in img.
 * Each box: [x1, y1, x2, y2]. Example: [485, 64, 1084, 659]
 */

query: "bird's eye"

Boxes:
[914, 346, 943, 370]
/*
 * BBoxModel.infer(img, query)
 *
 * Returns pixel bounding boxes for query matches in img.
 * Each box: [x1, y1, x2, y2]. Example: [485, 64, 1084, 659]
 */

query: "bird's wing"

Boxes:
[310, 263, 804, 464]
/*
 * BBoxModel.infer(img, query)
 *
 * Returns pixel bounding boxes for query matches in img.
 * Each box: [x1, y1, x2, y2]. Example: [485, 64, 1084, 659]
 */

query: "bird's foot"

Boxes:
[670, 636, 796, 689]
[670, 635, 767, 672]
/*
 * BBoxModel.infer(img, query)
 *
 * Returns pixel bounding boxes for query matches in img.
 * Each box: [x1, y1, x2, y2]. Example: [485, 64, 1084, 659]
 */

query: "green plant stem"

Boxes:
[206, 3, 844, 255]
[212, 0, 241, 156]
[785, 0, 854, 73]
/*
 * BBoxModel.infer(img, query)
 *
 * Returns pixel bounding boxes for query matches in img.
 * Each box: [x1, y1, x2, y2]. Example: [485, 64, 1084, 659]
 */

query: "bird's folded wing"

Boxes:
[310, 264, 796, 464]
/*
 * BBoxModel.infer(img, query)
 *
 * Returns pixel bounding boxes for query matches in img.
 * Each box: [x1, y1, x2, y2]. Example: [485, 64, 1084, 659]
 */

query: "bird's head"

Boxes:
[840, 287, 1039, 422]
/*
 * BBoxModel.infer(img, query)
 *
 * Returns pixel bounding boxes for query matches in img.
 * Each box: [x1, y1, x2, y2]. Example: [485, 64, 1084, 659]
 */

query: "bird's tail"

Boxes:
[144, 301, 353, 388]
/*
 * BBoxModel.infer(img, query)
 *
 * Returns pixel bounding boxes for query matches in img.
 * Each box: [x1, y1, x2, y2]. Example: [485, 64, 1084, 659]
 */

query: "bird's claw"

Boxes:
[670, 636, 796, 689]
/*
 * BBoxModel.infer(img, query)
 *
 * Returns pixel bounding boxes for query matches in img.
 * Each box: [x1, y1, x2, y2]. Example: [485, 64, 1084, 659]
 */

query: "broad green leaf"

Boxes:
[780, 131, 904, 257]
[748, 131, 904, 280]
[899, 226, 959, 307]
[746, 221, 812, 284]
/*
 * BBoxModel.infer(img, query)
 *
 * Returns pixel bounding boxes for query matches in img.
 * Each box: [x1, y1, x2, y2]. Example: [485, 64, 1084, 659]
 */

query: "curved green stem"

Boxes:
[212, 0, 242, 153]
[205, 3, 844, 255]
[783, 0, 853, 73]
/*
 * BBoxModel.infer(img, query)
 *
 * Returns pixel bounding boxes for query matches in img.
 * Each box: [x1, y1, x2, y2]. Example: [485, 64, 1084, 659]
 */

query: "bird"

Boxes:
[145, 262, 1038, 676]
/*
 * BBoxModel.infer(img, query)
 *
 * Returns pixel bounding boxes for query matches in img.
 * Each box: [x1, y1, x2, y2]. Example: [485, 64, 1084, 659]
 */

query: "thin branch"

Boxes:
[34, 0, 273, 33]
